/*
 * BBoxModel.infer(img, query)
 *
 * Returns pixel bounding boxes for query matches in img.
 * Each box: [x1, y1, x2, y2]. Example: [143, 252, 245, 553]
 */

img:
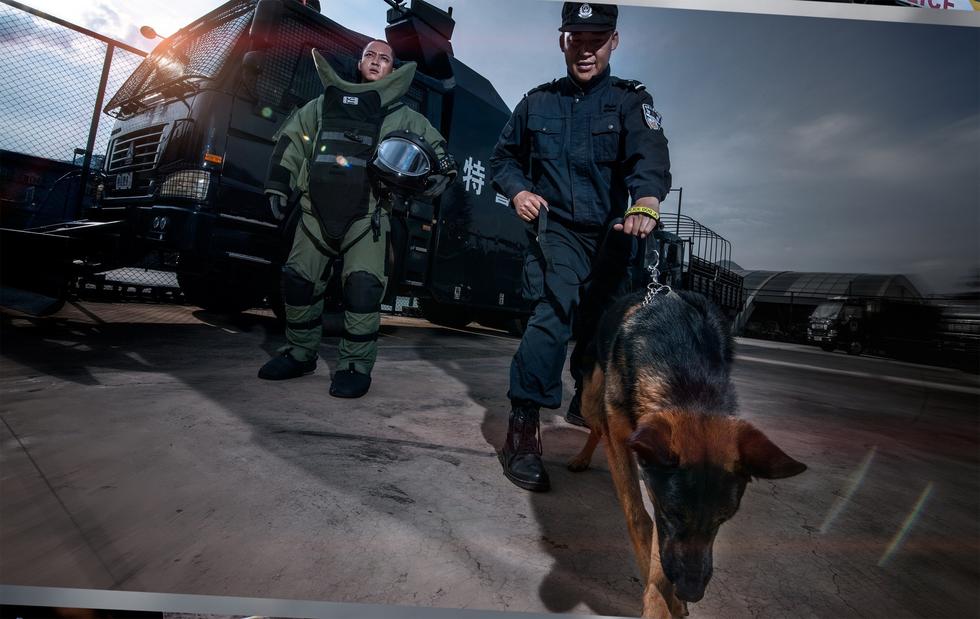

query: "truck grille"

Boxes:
[107, 125, 166, 172]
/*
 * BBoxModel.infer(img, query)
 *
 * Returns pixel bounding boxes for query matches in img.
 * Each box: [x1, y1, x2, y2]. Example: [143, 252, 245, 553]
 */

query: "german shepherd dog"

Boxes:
[567, 288, 807, 618]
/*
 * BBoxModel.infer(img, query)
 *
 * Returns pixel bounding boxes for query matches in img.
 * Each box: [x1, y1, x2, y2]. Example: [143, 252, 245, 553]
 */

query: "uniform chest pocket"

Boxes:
[591, 114, 621, 162]
[527, 114, 563, 160]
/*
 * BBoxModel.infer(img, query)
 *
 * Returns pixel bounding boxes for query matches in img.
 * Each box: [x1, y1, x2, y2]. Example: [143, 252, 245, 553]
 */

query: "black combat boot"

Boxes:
[329, 363, 372, 398]
[258, 350, 317, 380]
[500, 401, 550, 492]
[564, 387, 587, 427]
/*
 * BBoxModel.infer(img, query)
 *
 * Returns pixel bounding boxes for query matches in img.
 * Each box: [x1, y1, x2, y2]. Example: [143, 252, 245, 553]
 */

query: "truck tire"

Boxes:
[819, 342, 835, 352]
[846, 341, 864, 356]
[420, 298, 472, 329]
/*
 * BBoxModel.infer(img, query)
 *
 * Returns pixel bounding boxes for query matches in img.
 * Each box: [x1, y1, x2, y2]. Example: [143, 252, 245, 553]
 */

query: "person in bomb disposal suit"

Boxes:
[490, 2, 671, 491]
[259, 40, 456, 398]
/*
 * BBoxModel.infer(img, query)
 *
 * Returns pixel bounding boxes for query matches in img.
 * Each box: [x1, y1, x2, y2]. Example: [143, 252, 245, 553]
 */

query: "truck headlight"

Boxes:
[160, 170, 211, 201]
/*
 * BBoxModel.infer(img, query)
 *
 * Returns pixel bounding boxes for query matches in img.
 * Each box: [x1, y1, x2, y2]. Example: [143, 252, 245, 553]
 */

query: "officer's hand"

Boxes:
[617, 214, 658, 238]
[615, 197, 660, 239]
[513, 190, 548, 222]
[268, 193, 288, 221]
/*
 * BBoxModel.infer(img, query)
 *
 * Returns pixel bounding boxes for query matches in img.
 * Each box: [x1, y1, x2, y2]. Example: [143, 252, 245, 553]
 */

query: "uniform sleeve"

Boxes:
[489, 96, 531, 201]
[621, 90, 672, 202]
[264, 98, 318, 197]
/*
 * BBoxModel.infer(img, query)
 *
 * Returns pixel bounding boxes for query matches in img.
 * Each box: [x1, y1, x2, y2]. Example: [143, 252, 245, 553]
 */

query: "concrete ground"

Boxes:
[1, 301, 978, 618]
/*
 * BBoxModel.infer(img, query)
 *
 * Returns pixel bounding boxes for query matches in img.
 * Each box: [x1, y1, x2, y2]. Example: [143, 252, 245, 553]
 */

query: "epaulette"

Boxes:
[611, 77, 646, 93]
[525, 79, 560, 97]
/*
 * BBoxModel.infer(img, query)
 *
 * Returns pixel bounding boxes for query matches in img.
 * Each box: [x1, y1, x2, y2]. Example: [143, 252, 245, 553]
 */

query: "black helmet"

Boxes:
[369, 130, 439, 195]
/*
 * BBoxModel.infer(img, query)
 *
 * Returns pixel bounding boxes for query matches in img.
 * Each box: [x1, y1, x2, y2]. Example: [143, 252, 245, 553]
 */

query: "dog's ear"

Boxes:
[628, 416, 678, 468]
[737, 422, 807, 479]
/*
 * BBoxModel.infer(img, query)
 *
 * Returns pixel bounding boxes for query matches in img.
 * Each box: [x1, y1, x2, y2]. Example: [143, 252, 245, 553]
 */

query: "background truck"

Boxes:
[807, 295, 941, 357]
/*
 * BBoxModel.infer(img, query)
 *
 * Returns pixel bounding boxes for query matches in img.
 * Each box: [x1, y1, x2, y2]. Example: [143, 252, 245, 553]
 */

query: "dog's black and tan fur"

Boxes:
[568, 289, 806, 618]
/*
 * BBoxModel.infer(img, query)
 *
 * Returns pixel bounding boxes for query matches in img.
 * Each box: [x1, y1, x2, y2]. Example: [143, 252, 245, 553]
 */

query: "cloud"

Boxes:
[790, 112, 865, 158]
[664, 103, 979, 294]
[84, 2, 121, 33]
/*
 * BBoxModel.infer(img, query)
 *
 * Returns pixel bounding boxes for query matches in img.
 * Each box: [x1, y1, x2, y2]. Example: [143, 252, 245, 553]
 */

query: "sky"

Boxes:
[6, 0, 979, 294]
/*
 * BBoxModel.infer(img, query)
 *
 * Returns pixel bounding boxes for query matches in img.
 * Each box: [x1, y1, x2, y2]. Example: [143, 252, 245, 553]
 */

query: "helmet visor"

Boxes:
[375, 137, 431, 177]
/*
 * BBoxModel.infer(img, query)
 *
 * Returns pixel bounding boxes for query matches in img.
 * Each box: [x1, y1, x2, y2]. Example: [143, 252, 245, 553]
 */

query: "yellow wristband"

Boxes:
[624, 205, 660, 220]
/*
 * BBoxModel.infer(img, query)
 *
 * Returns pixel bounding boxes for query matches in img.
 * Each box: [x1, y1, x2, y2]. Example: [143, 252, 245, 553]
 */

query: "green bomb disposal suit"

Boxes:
[265, 51, 448, 376]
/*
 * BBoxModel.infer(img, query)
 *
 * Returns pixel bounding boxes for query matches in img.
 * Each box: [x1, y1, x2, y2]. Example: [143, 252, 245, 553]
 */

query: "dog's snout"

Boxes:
[664, 541, 714, 603]
[665, 564, 710, 602]
[674, 579, 707, 603]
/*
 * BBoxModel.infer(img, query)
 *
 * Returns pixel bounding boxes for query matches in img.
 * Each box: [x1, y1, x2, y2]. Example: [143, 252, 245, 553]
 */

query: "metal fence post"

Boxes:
[675, 186, 683, 235]
[77, 43, 115, 215]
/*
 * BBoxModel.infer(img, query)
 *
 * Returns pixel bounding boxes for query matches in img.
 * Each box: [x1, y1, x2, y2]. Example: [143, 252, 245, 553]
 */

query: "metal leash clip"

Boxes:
[642, 248, 672, 306]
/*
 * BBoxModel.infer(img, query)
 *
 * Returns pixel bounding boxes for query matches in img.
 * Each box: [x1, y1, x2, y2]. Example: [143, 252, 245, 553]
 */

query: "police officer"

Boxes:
[258, 40, 455, 398]
[490, 3, 671, 491]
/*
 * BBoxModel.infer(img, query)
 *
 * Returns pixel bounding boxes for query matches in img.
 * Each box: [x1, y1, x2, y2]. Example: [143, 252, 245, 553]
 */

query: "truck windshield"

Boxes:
[811, 302, 843, 320]
[104, 1, 254, 116]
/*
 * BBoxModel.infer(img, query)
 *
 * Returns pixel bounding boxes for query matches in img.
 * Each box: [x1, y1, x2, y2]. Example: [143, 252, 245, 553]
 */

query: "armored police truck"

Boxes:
[92, 0, 535, 329]
[1, 0, 743, 328]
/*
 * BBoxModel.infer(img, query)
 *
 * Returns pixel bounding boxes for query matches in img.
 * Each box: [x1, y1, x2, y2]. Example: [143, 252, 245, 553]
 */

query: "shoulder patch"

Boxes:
[642, 103, 662, 130]
[526, 78, 560, 97]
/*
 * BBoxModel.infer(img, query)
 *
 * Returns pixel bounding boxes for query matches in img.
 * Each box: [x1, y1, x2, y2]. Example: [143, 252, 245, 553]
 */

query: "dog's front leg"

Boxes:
[640, 582, 674, 619]
[568, 365, 605, 472]
[605, 413, 654, 578]
[641, 582, 686, 618]
[641, 521, 688, 618]
[568, 428, 600, 471]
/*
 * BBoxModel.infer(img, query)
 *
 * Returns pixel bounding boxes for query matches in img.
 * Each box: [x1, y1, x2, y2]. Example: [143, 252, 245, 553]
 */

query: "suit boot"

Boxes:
[258, 350, 316, 380]
[500, 402, 550, 492]
[329, 362, 372, 398]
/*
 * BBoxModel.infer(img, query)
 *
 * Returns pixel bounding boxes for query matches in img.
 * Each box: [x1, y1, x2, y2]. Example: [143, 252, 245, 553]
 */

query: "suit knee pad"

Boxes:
[344, 271, 383, 313]
[282, 266, 315, 306]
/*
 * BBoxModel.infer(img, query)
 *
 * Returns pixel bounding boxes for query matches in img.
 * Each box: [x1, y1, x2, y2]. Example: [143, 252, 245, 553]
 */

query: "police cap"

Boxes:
[559, 2, 618, 32]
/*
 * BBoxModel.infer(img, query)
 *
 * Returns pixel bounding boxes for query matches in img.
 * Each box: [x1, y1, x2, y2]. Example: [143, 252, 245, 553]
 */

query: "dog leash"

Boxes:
[536, 205, 553, 273]
[642, 248, 672, 306]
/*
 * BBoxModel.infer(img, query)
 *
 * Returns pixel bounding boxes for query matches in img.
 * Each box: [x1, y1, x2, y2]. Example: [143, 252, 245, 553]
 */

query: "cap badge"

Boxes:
[642, 103, 662, 130]
[578, 3, 593, 18]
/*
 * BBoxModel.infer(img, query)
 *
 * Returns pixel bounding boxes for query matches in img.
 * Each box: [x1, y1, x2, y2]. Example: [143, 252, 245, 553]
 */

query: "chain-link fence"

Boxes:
[0, 0, 180, 294]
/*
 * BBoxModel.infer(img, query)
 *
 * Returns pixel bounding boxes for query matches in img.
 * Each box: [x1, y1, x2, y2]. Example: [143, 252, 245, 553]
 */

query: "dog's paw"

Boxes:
[566, 456, 590, 472]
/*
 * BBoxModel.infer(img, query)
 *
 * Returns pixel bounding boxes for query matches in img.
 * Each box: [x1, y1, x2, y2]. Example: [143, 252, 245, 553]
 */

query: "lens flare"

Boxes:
[335, 155, 350, 168]
[819, 446, 876, 534]
[260, 107, 273, 119]
[877, 482, 934, 567]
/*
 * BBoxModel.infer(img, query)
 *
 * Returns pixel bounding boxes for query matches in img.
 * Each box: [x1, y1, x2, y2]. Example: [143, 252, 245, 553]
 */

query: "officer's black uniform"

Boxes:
[489, 2, 671, 492]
